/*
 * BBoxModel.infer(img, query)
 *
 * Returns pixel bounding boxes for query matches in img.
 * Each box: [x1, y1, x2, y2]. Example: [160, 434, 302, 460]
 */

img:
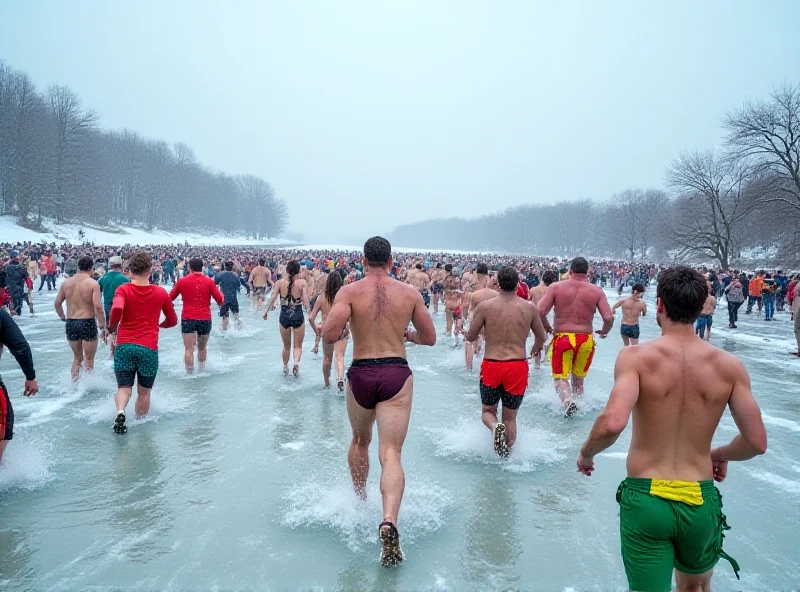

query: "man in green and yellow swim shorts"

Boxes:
[576, 266, 768, 592]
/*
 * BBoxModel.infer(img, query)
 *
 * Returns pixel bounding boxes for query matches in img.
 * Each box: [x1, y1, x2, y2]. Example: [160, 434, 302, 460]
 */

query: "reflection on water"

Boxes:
[0, 527, 33, 584]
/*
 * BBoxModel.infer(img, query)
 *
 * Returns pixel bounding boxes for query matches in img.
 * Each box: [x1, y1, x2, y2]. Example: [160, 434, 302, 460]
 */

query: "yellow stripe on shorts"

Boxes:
[649, 479, 704, 506]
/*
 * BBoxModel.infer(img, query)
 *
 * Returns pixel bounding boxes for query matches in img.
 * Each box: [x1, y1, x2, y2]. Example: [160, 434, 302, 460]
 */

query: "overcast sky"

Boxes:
[2, 1, 798, 243]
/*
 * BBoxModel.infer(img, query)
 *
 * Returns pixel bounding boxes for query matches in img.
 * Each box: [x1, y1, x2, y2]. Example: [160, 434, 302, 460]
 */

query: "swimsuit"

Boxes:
[419, 289, 430, 308]
[219, 301, 240, 318]
[0, 380, 13, 441]
[279, 293, 304, 329]
[617, 478, 740, 592]
[65, 318, 99, 342]
[347, 358, 412, 409]
[696, 314, 713, 335]
[432, 282, 444, 295]
[620, 324, 640, 339]
[114, 344, 159, 389]
[549, 332, 595, 380]
[181, 319, 213, 335]
[479, 359, 528, 410]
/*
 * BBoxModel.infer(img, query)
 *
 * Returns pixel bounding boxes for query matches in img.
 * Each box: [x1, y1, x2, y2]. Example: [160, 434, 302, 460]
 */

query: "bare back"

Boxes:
[625, 336, 741, 481]
[617, 297, 646, 325]
[469, 293, 544, 360]
[540, 278, 612, 334]
[249, 266, 269, 287]
[529, 283, 547, 305]
[60, 274, 100, 319]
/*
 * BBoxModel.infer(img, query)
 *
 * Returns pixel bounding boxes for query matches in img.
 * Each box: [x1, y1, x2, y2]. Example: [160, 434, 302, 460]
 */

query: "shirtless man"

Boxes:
[538, 257, 614, 417]
[467, 266, 546, 457]
[405, 263, 432, 309]
[248, 258, 272, 311]
[322, 236, 436, 567]
[443, 264, 461, 337]
[310, 268, 329, 354]
[577, 266, 766, 592]
[54, 256, 106, 381]
[612, 282, 647, 346]
[695, 287, 717, 342]
[461, 264, 478, 297]
[430, 263, 446, 314]
[463, 264, 494, 369]
[529, 270, 556, 367]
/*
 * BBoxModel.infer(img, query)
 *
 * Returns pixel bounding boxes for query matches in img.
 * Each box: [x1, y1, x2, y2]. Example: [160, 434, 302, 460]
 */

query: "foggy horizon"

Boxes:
[2, 0, 799, 243]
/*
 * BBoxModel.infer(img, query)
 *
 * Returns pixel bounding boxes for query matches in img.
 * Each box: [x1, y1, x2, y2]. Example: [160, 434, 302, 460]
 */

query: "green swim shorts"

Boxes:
[616, 478, 740, 592]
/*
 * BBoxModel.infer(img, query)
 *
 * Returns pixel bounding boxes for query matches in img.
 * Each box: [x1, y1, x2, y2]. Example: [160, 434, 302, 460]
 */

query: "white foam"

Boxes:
[746, 469, 800, 495]
[74, 387, 191, 425]
[431, 419, 566, 472]
[761, 413, 800, 433]
[281, 441, 305, 451]
[0, 435, 53, 491]
[161, 353, 247, 380]
[16, 370, 115, 428]
[282, 476, 452, 552]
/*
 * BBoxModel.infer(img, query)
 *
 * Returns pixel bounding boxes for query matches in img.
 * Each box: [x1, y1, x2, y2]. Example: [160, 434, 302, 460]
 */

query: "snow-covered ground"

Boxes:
[0, 216, 293, 246]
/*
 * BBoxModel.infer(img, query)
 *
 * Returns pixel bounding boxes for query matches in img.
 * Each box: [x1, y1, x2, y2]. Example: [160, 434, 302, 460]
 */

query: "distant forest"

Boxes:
[391, 84, 800, 268]
[0, 60, 287, 239]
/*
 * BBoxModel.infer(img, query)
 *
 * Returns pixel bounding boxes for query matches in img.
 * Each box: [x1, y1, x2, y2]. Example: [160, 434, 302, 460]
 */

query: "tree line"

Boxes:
[0, 60, 288, 240]
[391, 83, 800, 268]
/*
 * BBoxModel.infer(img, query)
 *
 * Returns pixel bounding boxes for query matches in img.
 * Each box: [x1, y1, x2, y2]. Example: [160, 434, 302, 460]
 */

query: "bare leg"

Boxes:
[481, 404, 499, 432]
[134, 384, 152, 419]
[465, 340, 474, 371]
[334, 339, 347, 385]
[375, 376, 413, 526]
[322, 342, 333, 388]
[279, 325, 292, 373]
[554, 378, 571, 404]
[68, 340, 84, 382]
[630, 338, 639, 346]
[501, 406, 519, 449]
[0, 440, 8, 464]
[571, 375, 584, 398]
[621, 336, 630, 347]
[292, 324, 306, 370]
[445, 310, 453, 336]
[182, 332, 196, 374]
[313, 331, 321, 355]
[222, 315, 229, 331]
[197, 334, 210, 369]
[83, 338, 98, 373]
[233, 313, 242, 329]
[346, 385, 375, 500]
[675, 567, 713, 592]
[115, 386, 133, 412]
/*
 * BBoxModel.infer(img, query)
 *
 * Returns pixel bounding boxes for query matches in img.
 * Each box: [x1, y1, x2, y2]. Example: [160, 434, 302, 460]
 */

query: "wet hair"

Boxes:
[189, 258, 203, 272]
[656, 266, 707, 324]
[632, 283, 645, 294]
[415, 263, 423, 270]
[436, 263, 442, 269]
[128, 252, 153, 276]
[445, 264, 453, 272]
[363, 236, 392, 267]
[78, 256, 93, 272]
[476, 263, 488, 276]
[286, 260, 301, 297]
[542, 270, 557, 285]
[224, 261, 234, 271]
[258, 258, 266, 266]
[570, 257, 589, 274]
[325, 269, 343, 304]
[498, 266, 519, 292]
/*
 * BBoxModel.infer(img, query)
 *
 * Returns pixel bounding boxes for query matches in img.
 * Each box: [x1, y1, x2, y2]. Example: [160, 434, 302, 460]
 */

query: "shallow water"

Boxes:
[1, 288, 798, 591]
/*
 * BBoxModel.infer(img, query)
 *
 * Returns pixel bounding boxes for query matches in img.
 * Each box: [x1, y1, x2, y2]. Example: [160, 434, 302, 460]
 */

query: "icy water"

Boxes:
[1, 287, 799, 591]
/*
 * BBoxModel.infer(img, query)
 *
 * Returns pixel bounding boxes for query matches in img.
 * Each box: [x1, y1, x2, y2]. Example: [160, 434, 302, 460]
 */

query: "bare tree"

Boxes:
[665, 150, 755, 268]
[725, 83, 800, 212]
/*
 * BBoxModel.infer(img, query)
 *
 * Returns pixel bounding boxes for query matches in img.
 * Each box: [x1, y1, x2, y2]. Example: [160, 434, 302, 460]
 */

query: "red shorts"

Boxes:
[480, 359, 529, 396]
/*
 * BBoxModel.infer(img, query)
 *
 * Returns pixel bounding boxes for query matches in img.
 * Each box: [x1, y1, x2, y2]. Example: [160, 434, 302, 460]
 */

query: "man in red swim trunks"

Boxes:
[467, 266, 546, 457]
[538, 257, 614, 417]
[323, 236, 436, 567]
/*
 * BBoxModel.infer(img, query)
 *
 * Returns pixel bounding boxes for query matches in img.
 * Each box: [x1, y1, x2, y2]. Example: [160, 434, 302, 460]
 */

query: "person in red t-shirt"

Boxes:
[169, 258, 224, 374]
[109, 252, 177, 434]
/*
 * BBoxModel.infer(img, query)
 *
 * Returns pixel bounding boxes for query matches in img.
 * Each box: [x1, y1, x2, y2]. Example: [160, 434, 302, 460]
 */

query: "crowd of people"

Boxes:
[0, 236, 796, 590]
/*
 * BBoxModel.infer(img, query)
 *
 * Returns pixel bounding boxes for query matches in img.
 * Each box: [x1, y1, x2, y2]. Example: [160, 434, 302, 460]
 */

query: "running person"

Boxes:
[0, 308, 39, 465]
[577, 266, 767, 592]
[54, 256, 106, 381]
[309, 271, 350, 391]
[170, 258, 224, 374]
[98, 256, 129, 353]
[264, 260, 310, 377]
[310, 268, 329, 354]
[695, 287, 717, 342]
[248, 259, 272, 311]
[538, 257, 614, 417]
[322, 237, 436, 567]
[463, 263, 493, 370]
[109, 252, 178, 434]
[430, 263, 446, 314]
[466, 266, 546, 457]
[443, 264, 460, 337]
[214, 261, 243, 331]
[612, 282, 647, 346]
[529, 269, 556, 367]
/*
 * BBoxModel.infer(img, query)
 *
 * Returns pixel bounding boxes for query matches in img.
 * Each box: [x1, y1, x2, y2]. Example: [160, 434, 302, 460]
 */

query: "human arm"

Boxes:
[168, 281, 180, 302]
[710, 361, 767, 481]
[263, 281, 281, 319]
[577, 347, 640, 475]
[529, 303, 546, 357]
[595, 292, 614, 337]
[537, 286, 555, 333]
[322, 287, 351, 344]
[301, 282, 310, 312]
[407, 291, 436, 346]
[160, 293, 178, 329]
[611, 299, 623, 314]
[640, 301, 647, 317]
[54, 283, 67, 321]
[108, 290, 125, 333]
[0, 309, 37, 392]
[464, 302, 485, 343]
[92, 282, 106, 332]
[210, 281, 224, 307]
[308, 295, 323, 334]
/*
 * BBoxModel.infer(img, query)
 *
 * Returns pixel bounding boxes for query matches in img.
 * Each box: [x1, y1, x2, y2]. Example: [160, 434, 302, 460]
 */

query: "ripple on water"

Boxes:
[281, 475, 452, 552]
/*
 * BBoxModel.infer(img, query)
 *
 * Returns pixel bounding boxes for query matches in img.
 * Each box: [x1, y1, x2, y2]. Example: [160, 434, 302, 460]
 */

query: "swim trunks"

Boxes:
[309, 295, 318, 311]
[65, 318, 98, 342]
[339, 325, 351, 341]
[279, 305, 304, 329]
[432, 282, 444, 294]
[0, 380, 13, 441]
[181, 319, 212, 335]
[452, 307, 462, 320]
[114, 343, 159, 389]
[347, 358, 412, 409]
[219, 301, 239, 318]
[620, 324, 640, 339]
[696, 314, 713, 334]
[253, 286, 266, 297]
[479, 359, 528, 410]
[549, 332, 595, 380]
[419, 289, 430, 309]
[617, 478, 740, 592]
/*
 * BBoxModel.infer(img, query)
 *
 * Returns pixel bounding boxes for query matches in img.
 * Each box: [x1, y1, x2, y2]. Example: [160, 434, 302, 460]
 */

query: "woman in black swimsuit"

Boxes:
[264, 260, 310, 376]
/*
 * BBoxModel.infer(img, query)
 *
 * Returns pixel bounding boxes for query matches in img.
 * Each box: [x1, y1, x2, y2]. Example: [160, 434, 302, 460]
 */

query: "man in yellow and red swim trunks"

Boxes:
[576, 266, 767, 592]
[537, 257, 614, 417]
